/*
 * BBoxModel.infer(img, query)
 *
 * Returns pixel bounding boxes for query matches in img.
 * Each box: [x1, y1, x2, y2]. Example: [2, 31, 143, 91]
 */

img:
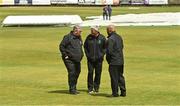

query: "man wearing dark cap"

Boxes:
[59, 25, 84, 95]
[84, 26, 106, 94]
[103, 6, 108, 20]
[106, 25, 126, 97]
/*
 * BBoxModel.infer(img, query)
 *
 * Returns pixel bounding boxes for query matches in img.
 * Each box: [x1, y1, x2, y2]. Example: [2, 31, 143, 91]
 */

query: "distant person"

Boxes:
[103, 6, 108, 20]
[84, 26, 106, 94]
[59, 25, 84, 95]
[107, 5, 112, 20]
[106, 25, 126, 97]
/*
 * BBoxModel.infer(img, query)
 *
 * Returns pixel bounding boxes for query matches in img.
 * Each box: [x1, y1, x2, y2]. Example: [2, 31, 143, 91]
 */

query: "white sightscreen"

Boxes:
[84, 0, 95, 3]
[50, 0, 78, 4]
[95, 0, 113, 5]
[0, 0, 3, 5]
[147, 0, 168, 4]
[32, 0, 50, 5]
[2, 0, 14, 5]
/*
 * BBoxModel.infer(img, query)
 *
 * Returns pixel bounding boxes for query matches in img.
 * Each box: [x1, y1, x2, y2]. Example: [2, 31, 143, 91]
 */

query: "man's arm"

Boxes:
[102, 36, 106, 55]
[107, 38, 114, 55]
[84, 37, 89, 58]
[59, 36, 69, 59]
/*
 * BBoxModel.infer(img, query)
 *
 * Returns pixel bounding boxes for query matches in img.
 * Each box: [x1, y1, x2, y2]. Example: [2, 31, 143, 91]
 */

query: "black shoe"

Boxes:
[69, 91, 79, 95]
[94, 89, 99, 93]
[76, 90, 80, 94]
[120, 92, 126, 97]
[112, 94, 119, 97]
[69, 91, 77, 95]
[107, 94, 119, 97]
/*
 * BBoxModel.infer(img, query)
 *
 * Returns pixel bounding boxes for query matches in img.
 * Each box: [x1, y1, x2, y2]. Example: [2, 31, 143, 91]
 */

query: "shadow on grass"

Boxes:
[48, 90, 69, 94]
[48, 89, 87, 94]
[90, 93, 110, 98]
[48, 89, 111, 97]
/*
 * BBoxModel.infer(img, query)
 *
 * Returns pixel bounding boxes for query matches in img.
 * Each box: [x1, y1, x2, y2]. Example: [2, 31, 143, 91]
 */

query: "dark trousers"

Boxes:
[109, 13, 111, 20]
[87, 60, 103, 91]
[64, 59, 81, 92]
[109, 65, 126, 95]
[103, 13, 108, 20]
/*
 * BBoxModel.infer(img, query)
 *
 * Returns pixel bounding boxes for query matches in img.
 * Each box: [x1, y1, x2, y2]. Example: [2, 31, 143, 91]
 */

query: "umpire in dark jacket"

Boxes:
[84, 26, 106, 94]
[103, 6, 108, 20]
[107, 5, 112, 20]
[59, 25, 84, 95]
[106, 25, 126, 97]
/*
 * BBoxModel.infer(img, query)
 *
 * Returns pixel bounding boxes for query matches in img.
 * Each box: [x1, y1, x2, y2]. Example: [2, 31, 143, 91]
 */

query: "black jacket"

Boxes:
[106, 32, 124, 65]
[59, 31, 84, 62]
[84, 33, 106, 62]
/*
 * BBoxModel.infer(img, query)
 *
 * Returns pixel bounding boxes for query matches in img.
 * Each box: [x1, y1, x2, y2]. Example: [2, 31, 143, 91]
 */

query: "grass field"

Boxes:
[0, 6, 180, 105]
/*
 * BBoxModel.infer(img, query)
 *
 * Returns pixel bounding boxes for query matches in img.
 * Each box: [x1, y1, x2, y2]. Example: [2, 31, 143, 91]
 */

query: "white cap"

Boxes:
[91, 25, 99, 32]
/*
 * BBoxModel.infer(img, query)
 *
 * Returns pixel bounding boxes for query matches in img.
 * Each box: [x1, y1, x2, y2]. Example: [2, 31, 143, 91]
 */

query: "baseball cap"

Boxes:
[91, 25, 99, 32]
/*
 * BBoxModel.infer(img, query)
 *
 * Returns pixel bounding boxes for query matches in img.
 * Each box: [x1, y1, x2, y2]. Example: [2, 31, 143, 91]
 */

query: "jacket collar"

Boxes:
[107, 31, 116, 38]
[89, 33, 100, 39]
[70, 31, 80, 39]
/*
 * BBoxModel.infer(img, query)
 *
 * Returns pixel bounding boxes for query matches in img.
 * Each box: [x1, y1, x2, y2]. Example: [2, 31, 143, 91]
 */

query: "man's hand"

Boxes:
[65, 56, 69, 59]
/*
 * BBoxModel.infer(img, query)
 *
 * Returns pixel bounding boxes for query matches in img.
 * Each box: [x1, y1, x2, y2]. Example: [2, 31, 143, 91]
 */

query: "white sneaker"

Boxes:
[88, 91, 94, 94]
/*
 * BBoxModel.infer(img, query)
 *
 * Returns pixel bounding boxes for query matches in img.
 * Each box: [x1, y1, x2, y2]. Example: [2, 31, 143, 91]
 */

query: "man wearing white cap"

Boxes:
[84, 26, 106, 94]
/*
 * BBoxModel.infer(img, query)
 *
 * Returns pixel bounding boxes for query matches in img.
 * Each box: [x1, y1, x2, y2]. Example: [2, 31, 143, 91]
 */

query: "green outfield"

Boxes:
[0, 6, 180, 105]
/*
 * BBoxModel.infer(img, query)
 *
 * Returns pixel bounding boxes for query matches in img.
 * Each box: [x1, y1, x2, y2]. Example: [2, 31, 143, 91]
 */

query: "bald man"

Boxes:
[59, 25, 84, 95]
[106, 25, 126, 97]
